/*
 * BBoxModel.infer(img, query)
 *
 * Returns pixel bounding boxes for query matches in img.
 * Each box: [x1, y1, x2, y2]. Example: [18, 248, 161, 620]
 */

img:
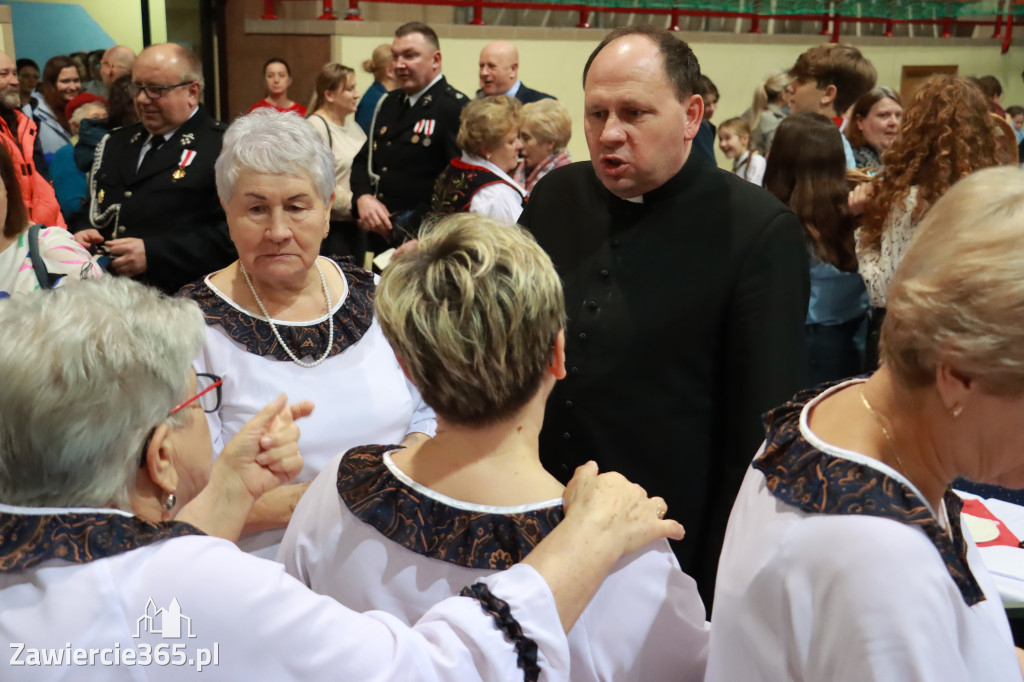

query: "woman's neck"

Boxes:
[811, 371, 954, 513]
[216, 258, 342, 323]
[391, 386, 564, 506]
[318, 106, 347, 127]
[266, 94, 292, 108]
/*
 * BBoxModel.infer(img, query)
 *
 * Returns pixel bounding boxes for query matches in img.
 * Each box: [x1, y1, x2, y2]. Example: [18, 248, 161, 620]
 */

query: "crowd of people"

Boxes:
[2, 20, 1024, 682]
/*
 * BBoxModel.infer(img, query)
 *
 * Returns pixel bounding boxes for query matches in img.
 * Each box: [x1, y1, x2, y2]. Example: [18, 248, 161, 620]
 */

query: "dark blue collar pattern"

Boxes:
[755, 384, 984, 606]
[337, 446, 564, 570]
[178, 257, 375, 362]
[0, 511, 204, 572]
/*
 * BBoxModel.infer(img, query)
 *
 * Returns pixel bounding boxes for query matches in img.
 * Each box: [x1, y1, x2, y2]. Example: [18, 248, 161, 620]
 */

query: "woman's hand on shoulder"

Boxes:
[563, 461, 685, 557]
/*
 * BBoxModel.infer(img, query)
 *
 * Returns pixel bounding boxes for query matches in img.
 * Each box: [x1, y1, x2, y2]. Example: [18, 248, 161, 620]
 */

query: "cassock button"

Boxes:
[587, 300, 597, 310]
[599, 268, 609, 278]
[562, 432, 571, 441]
[124, 191, 133, 198]
[565, 400, 573, 408]
[611, 239, 621, 248]
[570, 366, 579, 375]
[578, 332, 588, 341]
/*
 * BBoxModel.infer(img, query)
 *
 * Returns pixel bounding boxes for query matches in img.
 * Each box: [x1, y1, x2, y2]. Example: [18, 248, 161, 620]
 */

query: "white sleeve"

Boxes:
[172, 540, 571, 682]
[574, 541, 709, 682]
[747, 154, 766, 188]
[469, 184, 524, 223]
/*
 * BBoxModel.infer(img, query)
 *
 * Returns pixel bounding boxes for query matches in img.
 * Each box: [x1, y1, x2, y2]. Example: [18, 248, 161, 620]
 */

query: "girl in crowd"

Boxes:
[856, 75, 1000, 368]
[355, 44, 396, 134]
[514, 98, 572, 194]
[718, 117, 765, 186]
[307, 63, 367, 261]
[765, 112, 867, 385]
[32, 55, 81, 163]
[744, 69, 792, 155]
[249, 57, 307, 117]
[845, 86, 903, 172]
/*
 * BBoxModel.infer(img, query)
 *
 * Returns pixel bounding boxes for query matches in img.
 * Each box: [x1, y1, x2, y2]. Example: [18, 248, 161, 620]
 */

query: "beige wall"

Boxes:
[333, 31, 1024, 166]
[17, 0, 167, 51]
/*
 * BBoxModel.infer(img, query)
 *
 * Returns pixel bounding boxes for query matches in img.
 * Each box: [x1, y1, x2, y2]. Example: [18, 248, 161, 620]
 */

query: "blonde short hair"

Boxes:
[522, 98, 572, 153]
[376, 214, 565, 426]
[881, 166, 1024, 395]
[456, 95, 523, 158]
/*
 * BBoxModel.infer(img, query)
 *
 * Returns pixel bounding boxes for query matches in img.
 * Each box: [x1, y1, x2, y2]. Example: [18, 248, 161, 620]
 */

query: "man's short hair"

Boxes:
[789, 43, 877, 113]
[1006, 105, 1024, 118]
[395, 22, 440, 51]
[582, 26, 701, 101]
[15, 58, 37, 73]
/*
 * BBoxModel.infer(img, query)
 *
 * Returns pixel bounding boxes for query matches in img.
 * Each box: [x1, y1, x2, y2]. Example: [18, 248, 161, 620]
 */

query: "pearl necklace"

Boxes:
[858, 387, 910, 477]
[240, 258, 334, 369]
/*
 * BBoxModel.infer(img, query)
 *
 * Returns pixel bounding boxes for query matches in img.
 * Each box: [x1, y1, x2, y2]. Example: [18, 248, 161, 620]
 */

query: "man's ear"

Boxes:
[144, 423, 179, 495]
[821, 84, 838, 111]
[682, 93, 704, 141]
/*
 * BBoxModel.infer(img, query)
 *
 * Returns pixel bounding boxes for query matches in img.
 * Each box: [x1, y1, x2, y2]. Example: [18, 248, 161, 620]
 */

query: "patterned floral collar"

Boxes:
[337, 446, 564, 570]
[0, 510, 204, 572]
[178, 257, 375, 362]
[755, 382, 984, 606]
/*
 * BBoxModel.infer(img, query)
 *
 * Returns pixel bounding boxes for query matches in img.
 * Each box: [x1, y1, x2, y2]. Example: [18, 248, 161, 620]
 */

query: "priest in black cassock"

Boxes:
[519, 26, 810, 609]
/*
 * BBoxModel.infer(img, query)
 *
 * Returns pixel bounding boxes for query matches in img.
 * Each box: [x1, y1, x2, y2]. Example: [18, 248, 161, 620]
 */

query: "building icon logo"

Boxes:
[134, 598, 196, 639]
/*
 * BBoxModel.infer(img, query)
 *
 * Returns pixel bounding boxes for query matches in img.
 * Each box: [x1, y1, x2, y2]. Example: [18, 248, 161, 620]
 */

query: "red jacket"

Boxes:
[0, 109, 65, 228]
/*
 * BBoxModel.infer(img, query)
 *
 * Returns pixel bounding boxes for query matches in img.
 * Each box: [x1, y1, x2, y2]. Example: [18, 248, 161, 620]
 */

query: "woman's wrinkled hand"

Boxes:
[562, 461, 685, 557]
[215, 394, 314, 502]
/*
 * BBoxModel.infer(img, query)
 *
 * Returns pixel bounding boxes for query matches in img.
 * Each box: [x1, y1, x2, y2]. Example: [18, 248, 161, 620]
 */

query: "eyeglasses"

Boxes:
[128, 80, 195, 100]
[138, 373, 222, 467]
[172, 372, 223, 414]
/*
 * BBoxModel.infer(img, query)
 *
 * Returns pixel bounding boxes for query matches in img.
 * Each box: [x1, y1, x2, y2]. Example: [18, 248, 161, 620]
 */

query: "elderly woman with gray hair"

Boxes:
[179, 108, 435, 558]
[706, 166, 1024, 681]
[0, 275, 689, 681]
[279, 214, 710, 682]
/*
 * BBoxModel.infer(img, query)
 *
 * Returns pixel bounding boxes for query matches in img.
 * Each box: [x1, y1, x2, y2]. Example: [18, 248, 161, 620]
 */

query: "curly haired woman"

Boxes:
[856, 75, 1001, 367]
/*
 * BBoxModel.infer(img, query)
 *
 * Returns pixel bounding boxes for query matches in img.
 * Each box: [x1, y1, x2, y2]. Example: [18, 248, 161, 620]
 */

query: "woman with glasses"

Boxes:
[0, 274, 684, 681]
[179, 108, 435, 559]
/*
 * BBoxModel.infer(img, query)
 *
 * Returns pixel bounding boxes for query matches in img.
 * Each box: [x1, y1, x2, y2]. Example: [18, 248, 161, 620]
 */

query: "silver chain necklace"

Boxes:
[240, 258, 334, 369]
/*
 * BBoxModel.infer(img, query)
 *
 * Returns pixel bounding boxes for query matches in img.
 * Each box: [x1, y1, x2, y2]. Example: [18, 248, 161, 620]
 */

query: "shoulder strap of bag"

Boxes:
[27, 224, 52, 290]
[311, 114, 333, 149]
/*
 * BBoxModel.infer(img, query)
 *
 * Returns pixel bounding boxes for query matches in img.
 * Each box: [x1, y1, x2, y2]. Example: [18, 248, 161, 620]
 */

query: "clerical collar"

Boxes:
[407, 74, 443, 107]
[612, 153, 705, 206]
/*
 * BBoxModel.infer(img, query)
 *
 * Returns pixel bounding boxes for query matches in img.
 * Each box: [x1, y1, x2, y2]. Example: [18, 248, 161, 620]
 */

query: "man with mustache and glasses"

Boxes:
[0, 52, 64, 227]
[351, 22, 467, 247]
[75, 43, 234, 294]
[519, 26, 809, 608]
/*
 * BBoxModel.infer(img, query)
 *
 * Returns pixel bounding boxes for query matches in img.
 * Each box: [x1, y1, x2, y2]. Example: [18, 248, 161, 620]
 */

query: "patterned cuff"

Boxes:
[460, 582, 541, 682]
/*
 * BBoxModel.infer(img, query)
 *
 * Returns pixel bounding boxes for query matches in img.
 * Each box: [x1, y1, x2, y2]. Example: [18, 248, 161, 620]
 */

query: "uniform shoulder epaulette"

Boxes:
[110, 122, 145, 141]
[442, 83, 467, 101]
[210, 119, 228, 131]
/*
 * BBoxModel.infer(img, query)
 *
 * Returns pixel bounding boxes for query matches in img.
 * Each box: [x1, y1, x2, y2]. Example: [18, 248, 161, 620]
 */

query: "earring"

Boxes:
[951, 405, 963, 418]
[161, 491, 177, 511]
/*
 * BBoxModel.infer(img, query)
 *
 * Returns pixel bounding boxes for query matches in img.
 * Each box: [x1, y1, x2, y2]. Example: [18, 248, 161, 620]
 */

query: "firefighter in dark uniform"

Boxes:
[75, 43, 235, 295]
[351, 22, 467, 244]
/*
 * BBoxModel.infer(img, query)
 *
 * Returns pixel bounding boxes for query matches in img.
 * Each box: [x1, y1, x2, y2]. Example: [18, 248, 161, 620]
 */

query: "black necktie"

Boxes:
[138, 135, 165, 175]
